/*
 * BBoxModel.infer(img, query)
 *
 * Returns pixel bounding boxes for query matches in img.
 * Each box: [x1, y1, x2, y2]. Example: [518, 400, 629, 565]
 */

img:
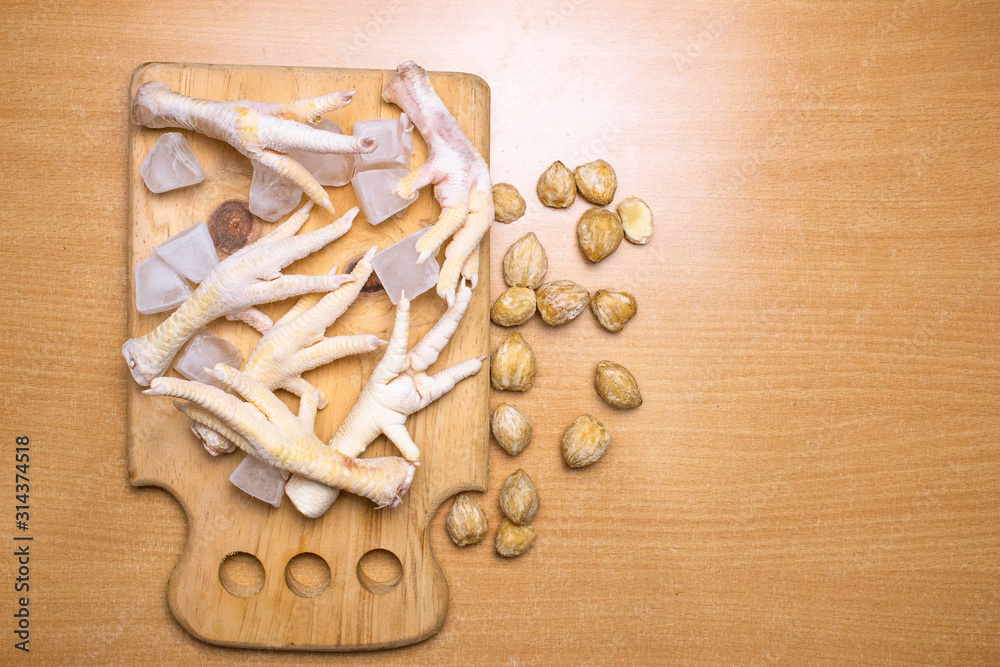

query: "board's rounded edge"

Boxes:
[464, 72, 492, 102]
[129, 62, 163, 98]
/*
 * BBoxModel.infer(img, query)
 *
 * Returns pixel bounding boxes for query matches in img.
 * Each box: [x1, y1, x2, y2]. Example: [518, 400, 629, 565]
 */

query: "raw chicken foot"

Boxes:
[122, 202, 355, 386]
[146, 367, 415, 508]
[382, 62, 494, 305]
[132, 82, 377, 216]
[285, 282, 483, 517]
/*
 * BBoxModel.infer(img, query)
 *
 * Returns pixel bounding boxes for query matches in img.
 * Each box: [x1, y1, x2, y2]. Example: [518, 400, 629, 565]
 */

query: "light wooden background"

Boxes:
[1, 0, 998, 664]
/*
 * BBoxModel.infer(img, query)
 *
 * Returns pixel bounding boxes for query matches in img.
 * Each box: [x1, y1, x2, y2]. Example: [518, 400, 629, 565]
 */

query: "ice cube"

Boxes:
[287, 119, 355, 187]
[229, 455, 285, 508]
[173, 329, 243, 387]
[135, 255, 193, 314]
[249, 162, 303, 222]
[154, 221, 219, 283]
[140, 132, 206, 194]
[351, 168, 414, 225]
[372, 228, 440, 305]
[352, 114, 414, 172]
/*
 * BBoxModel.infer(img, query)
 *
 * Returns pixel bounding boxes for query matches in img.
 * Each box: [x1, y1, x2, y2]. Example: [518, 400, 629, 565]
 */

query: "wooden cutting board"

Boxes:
[125, 62, 490, 651]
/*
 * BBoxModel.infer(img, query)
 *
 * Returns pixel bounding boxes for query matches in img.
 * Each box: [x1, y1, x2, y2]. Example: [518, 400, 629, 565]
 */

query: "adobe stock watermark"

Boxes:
[569, 117, 625, 167]
[901, 287, 972, 359]
[870, 0, 931, 43]
[853, 125, 944, 234]
[336, 0, 405, 61]
[709, 109, 802, 198]
[672, 0, 750, 74]
[543, 0, 582, 27]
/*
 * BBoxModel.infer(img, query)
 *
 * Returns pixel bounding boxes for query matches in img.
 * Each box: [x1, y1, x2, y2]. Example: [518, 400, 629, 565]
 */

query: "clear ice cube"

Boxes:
[352, 114, 414, 172]
[372, 228, 440, 305]
[173, 329, 243, 387]
[154, 221, 219, 283]
[229, 455, 285, 508]
[249, 162, 303, 222]
[287, 119, 355, 187]
[135, 255, 193, 314]
[140, 132, 206, 194]
[351, 168, 413, 225]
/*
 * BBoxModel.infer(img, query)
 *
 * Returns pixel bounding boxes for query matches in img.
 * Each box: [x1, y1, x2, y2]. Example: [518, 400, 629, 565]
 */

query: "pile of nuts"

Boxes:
[446, 158, 650, 558]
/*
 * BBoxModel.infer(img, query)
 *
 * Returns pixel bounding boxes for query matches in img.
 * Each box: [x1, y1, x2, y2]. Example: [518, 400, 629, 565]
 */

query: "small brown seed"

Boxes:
[492, 183, 526, 224]
[595, 361, 642, 409]
[617, 196, 653, 244]
[591, 289, 637, 333]
[536, 160, 576, 208]
[490, 331, 537, 392]
[490, 287, 537, 327]
[502, 232, 548, 289]
[577, 207, 623, 263]
[561, 415, 611, 468]
[498, 469, 539, 525]
[495, 517, 536, 558]
[574, 159, 617, 205]
[446, 493, 488, 547]
[492, 403, 532, 455]
[536, 280, 590, 326]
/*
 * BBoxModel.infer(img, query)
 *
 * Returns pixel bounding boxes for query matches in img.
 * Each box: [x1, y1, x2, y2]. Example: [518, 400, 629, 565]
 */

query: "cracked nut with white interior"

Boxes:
[493, 183, 526, 223]
[536, 160, 576, 208]
[491, 403, 532, 456]
[446, 493, 489, 547]
[617, 196, 653, 244]
[591, 289, 637, 332]
[561, 415, 611, 468]
[536, 280, 590, 326]
[595, 361, 642, 409]
[498, 469, 539, 525]
[491, 287, 537, 327]
[490, 331, 537, 392]
[503, 232, 548, 289]
[577, 207, 623, 263]
[495, 518, 536, 558]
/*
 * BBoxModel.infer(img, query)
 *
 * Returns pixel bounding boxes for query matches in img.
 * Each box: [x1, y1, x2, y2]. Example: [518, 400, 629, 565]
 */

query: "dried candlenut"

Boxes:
[493, 183, 526, 223]
[495, 518, 536, 558]
[502, 232, 548, 289]
[536, 280, 590, 326]
[499, 469, 539, 525]
[574, 159, 617, 205]
[591, 289, 637, 332]
[490, 331, 537, 392]
[492, 403, 532, 455]
[577, 207, 623, 263]
[446, 493, 489, 546]
[595, 361, 642, 409]
[536, 160, 576, 208]
[491, 287, 537, 327]
[561, 415, 611, 468]
[617, 196, 653, 244]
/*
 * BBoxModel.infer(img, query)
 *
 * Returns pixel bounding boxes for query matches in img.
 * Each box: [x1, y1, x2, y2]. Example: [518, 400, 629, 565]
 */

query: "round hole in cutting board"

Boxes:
[356, 549, 403, 594]
[284, 552, 331, 598]
[219, 551, 265, 598]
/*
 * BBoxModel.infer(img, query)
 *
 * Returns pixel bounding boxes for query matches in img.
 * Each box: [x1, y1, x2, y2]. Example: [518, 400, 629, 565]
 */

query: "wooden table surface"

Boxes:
[1, 0, 997, 664]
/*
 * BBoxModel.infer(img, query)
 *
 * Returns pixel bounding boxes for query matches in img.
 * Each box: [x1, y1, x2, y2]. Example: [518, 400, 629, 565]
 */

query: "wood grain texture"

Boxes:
[1, 0, 998, 664]
[127, 63, 490, 650]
